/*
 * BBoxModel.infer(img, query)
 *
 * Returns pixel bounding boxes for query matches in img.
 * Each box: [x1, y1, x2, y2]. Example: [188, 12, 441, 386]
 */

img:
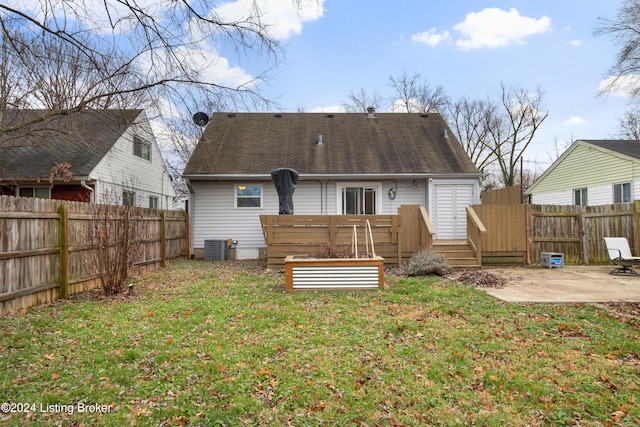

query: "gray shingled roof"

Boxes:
[183, 112, 480, 178]
[581, 139, 640, 160]
[0, 109, 142, 180]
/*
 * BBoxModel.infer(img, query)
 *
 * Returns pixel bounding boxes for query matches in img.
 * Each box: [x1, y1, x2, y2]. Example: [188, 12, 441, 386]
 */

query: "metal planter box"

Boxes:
[284, 255, 385, 292]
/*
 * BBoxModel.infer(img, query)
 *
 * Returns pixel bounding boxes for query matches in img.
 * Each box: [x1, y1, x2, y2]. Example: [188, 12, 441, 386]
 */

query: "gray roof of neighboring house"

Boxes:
[183, 112, 480, 179]
[0, 109, 142, 180]
[581, 139, 640, 160]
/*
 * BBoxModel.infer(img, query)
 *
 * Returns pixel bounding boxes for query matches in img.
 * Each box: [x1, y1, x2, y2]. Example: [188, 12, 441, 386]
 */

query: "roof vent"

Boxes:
[317, 134, 323, 145]
[367, 107, 376, 119]
[326, 114, 334, 118]
[275, 113, 282, 118]
[444, 129, 449, 138]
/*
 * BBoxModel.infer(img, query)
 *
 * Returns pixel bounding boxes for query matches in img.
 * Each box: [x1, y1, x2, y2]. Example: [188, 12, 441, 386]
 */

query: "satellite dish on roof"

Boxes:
[192, 112, 209, 126]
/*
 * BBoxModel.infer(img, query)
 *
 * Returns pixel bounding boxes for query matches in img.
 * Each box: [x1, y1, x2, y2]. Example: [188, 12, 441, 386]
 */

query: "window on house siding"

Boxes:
[19, 187, 50, 199]
[123, 191, 136, 206]
[613, 182, 632, 203]
[339, 184, 380, 214]
[149, 196, 159, 209]
[133, 136, 151, 161]
[573, 188, 587, 206]
[235, 185, 262, 208]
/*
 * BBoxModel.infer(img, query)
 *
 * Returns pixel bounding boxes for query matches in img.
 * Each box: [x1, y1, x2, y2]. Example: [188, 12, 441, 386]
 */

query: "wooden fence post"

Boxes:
[160, 211, 166, 268]
[634, 200, 640, 252]
[58, 204, 69, 299]
[184, 210, 190, 260]
[526, 204, 533, 265]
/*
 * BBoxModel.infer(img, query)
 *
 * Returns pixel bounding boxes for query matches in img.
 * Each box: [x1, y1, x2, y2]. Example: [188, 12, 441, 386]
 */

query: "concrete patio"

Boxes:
[478, 265, 640, 303]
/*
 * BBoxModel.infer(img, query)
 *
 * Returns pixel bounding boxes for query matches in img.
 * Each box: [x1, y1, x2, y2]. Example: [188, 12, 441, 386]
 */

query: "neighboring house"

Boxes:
[0, 109, 176, 209]
[183, 112, 482, 260]
[526, 140, 640, 206]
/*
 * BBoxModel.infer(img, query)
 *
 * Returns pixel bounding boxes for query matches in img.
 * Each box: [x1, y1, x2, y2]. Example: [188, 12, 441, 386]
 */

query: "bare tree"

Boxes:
[595, 0, 640, 100]
[490, 84, 548, 187]
[342, 87, 384, 113]
[0, 0, 309, 133]
[388, 71, 447, 113]
[446, 84, 547, 187]
[445, 97, 500, 174]
[617, 108, 640, 139]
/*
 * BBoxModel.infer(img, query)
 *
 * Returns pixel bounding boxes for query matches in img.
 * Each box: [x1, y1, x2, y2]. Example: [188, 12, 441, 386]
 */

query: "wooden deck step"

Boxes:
[433, 240, 481, 269]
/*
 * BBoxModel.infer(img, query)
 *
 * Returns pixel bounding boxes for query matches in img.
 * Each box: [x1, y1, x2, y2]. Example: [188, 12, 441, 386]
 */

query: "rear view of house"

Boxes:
[183, 112, 481, 260]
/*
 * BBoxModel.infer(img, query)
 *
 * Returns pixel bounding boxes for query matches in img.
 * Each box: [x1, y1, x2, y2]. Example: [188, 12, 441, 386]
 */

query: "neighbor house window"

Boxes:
[337, 183, 381, 214]
[133, 136, 151, 161]
[573, 188, 587, 206]
[235, 185, 262, 208]
[123, 191, 136, 206]
[19, 187, 50, 199]
[149, 196, 159, 209]
[613, 182, 632, 203]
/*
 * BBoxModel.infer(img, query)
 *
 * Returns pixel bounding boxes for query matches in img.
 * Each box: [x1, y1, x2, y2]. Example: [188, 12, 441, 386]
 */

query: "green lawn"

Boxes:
[1, 260, 638, 426]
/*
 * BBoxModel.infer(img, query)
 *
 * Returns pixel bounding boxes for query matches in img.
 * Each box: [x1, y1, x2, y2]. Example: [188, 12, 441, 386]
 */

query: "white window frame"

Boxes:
[123, 190, 136, 206]
[613, 182, 632, 203]
[149, 195, 159, 209]
[133, 136, 151, 161]
[573, 188, 587, 206]
[234, 184, 263, 209]
[336, 182, 382, 215]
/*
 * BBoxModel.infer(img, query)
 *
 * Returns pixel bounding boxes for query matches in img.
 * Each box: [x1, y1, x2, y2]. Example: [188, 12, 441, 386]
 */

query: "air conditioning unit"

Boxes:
[204, 240, 229, 261]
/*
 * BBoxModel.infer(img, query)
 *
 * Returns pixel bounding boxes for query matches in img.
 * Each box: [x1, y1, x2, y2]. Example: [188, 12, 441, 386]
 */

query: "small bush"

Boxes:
[309, 243, 352, 258]
[402, 247, 451, 276]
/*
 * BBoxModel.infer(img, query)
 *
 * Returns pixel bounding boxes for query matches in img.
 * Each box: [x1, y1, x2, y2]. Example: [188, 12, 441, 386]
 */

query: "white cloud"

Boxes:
[411, 29, 451, 47]
[564, 116, 585, 125]
[310, 105, 346, 113]
[569, 39, 582, 47]
[214, 0, 325, 41]
[597, 75, 640, 97]
[136, 44, 257, 91]
[453, 8, 551, 50]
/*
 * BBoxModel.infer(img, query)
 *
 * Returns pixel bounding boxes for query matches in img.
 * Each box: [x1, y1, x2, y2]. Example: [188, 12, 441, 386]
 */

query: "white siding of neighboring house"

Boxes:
[530, 190, 571, 205]
[530, 181, 640, 205]
[190, 177, 479, 259]
[89, 112, 176, 209]
[527, 142, 640, 205]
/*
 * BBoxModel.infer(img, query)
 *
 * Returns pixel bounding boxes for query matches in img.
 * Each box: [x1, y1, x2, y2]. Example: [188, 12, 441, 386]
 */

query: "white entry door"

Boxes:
[432, 184, 473, 240]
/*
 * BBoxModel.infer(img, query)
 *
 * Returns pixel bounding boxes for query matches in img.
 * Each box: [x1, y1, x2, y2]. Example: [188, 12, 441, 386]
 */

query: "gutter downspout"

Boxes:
[81, 180, 94, 203]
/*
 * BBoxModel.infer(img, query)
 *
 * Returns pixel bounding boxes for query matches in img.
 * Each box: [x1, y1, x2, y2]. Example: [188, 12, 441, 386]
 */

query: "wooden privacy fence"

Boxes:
[471, 202, 640, 265]
[260, 214, 401, 270]
[0, 195, 188, 316]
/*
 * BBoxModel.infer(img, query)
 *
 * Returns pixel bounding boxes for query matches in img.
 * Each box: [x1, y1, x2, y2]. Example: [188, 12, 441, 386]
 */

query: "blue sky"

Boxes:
[11, 0, 633, 175]
[233, 0, 632, 174]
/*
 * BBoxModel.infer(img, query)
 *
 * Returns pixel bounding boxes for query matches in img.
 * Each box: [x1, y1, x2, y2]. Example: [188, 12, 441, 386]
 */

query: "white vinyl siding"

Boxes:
[530, 190, 572, 205]
[190, 178, 480, 257]
[90, 111, 175, 208]
[531, 182, 640, 205]
[529, 142, 640, 197]
[191, 182, 278, 251]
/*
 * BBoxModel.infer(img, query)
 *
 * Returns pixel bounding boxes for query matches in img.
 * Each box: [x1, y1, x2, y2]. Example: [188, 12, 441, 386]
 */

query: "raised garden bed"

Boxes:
[284, 255, 384, 292]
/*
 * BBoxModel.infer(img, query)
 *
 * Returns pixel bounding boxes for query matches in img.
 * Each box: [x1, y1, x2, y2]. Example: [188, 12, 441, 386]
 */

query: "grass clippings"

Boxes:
[1, 260, 639, 426]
